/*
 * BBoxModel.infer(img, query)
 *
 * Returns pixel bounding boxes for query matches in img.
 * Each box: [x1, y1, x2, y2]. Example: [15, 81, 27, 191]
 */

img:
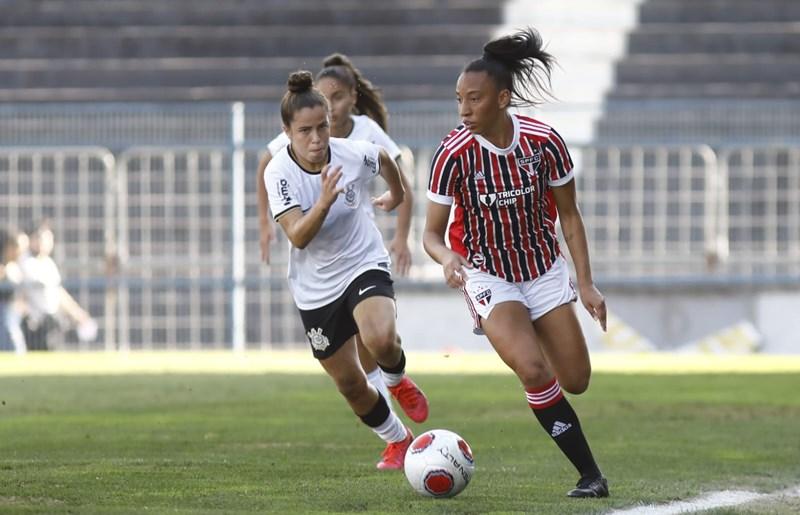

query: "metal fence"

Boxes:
[2, 119, 799, 350]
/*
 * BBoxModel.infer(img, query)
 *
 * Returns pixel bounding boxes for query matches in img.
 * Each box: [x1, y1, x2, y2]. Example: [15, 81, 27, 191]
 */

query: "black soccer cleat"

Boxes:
[567, 475, 609, 498]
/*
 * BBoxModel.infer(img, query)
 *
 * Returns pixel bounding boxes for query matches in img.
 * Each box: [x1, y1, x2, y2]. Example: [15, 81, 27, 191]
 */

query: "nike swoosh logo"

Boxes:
[358, 285, 376, 295]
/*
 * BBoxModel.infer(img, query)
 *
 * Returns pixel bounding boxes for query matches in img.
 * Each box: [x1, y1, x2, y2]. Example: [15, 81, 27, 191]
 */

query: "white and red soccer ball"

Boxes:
[404, 429, 474, 498]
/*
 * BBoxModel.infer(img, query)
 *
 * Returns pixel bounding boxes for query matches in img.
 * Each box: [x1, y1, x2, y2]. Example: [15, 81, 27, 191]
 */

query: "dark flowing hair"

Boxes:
[464, 27, 555, 107]
[317, 53, 389, 130]
[280, 70, 328, 127]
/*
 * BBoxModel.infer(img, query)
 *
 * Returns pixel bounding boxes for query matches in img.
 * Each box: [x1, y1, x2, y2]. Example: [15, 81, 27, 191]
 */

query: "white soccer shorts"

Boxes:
[462, 255, 577, 334]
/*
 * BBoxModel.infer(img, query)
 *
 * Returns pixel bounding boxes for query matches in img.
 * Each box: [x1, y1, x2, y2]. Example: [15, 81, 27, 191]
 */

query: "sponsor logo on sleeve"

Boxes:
[277, 178, 293, 206]
[363, 154, 377, 174]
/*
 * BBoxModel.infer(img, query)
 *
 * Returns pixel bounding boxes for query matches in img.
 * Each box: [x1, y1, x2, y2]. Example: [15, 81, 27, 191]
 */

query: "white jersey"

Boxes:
[265, 137, 391, 310]
[267, 114, 402, 160]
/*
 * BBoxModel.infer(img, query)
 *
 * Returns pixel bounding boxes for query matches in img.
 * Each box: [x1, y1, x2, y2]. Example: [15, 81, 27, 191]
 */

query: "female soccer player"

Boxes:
[265, 71, 420, 470]
[423, 28, 610, 497]
[256, 54, 427, 429]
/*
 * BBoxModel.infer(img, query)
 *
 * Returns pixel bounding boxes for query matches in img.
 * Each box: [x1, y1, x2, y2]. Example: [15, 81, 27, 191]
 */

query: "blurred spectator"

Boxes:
[0, 228, 26, 353]
[19, 221, 97, 350]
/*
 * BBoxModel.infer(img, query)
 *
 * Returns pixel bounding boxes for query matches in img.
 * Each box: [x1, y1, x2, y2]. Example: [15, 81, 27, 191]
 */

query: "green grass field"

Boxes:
[1, 354, 800, 513]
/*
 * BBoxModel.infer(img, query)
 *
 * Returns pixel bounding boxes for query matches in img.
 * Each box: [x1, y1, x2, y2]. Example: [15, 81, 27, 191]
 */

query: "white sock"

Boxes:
[381, 370, 404, 388]
[372, 411, 408, 443]
[367, 368, 394, 410]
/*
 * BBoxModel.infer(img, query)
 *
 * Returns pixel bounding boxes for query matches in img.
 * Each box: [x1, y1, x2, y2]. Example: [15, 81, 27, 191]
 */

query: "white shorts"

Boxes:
[462, 256, 577, 334]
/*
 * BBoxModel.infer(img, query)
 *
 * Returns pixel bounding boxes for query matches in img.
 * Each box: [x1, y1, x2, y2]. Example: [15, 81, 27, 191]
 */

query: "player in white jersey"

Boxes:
[256, 54, 427, 430]
[265, 71, 424, 470]
[423, 28, 610, 498]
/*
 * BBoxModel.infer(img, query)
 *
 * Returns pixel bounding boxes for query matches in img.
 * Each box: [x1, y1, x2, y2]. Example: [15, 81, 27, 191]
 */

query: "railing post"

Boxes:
[230, 102, 246, 353]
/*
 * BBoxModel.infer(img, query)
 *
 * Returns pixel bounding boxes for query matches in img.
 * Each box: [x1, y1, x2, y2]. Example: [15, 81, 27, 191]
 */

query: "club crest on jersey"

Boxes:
[471, 253, 485, 267]
[518, 149, 542, 176]
[344, 182, 358, 207]
[475, 288, 492, 306]
[306, 328, 330, 352]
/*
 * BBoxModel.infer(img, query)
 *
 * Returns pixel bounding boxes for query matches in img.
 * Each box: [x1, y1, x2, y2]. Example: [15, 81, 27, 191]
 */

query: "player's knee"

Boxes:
[561, 368, 591, 395]
[335, 375, 369, 402]
[361, 326, 396, 356]
[516, 361, 552, 390]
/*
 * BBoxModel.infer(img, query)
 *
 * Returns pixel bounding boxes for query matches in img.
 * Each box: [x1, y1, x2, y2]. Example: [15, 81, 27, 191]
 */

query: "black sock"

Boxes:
[359, 392, 391, 428]
[526, 378, 601, 479]
[378, 349, 405, 375]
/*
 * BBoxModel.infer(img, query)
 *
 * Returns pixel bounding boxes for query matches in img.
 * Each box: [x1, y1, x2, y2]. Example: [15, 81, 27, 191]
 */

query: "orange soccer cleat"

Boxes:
[376, 427, 414, 470]
[388, 377, 429, 423]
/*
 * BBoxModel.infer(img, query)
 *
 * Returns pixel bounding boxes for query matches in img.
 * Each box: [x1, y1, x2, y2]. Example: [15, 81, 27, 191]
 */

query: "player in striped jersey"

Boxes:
[255, 55, 427, 431]
[423, 28, 610, 498]
[265, 71, 424, 470]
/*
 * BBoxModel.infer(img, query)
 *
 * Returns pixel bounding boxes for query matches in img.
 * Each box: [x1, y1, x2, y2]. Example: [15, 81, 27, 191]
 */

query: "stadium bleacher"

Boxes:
[596, 0, 800, 144]
[0, 0, 501, 102]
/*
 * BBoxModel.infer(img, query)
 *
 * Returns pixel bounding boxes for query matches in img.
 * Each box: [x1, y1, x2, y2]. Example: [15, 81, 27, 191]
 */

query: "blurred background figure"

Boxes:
[18, 221, 98, 351]
[0, 228, 26, 354]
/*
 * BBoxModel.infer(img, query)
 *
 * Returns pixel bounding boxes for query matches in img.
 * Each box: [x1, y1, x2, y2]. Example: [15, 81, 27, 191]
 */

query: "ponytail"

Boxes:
[465, 27, 555, 107]
[317, 53, 389, 130]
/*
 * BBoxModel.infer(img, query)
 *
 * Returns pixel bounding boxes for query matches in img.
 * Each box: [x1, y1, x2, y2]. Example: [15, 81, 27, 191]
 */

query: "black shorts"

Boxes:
[298, 269, 394, 360]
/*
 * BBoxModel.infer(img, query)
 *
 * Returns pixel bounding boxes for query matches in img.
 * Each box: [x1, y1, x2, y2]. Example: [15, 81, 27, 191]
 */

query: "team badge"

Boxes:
[471, 253, 485, 267]
[306, 328, 330, 351]
[344, 182, 357, 207]
[518, 148, 541, 176]
[475, 288, 492, 306]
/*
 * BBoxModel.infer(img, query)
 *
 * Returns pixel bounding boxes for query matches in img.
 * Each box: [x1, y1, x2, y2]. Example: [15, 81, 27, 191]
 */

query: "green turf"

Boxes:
[1, 373, 799, 514]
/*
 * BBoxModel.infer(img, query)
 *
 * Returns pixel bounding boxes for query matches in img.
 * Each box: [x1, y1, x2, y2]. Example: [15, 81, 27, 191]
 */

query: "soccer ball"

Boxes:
[404, 429, 474, 498]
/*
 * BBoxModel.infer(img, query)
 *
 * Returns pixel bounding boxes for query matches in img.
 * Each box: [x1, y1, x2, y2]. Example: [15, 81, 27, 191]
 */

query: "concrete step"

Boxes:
[615, 55, 800, 84]
[0, 1, 501, 26]
[607, 82, 800, 99]
[0, 25, 492, 58]
[639, 0, 800, 24]
[0, 56, 466, 99]
[627, 23, 800, 54]
[595, 100, 800, 145]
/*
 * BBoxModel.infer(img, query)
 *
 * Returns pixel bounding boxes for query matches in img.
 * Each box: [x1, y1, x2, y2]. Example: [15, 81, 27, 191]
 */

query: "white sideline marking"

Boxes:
[610, 486, 800, 515]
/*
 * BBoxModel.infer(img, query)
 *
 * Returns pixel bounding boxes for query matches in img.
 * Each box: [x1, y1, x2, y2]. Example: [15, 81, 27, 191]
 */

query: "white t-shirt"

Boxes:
[19, 254, 62, 322]
[265, 137, 391, 310]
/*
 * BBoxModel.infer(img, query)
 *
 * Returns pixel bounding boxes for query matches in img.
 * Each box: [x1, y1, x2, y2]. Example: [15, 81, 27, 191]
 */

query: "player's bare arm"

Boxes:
[372, 149, 405, 212]
[388, 157, 413, 276]
[552, 180, 607, 331]
[278, 165, 344, 249]
[256, 151, 275, 263]
[422, 201, 470, 288]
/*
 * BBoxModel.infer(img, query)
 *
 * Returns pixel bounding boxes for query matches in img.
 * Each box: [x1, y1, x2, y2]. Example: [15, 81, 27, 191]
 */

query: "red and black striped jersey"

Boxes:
[427, 114, 574, 283]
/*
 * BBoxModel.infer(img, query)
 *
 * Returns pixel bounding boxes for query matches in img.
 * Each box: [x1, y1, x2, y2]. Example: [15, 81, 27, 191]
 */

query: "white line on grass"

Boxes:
[610, 486, 800, 515]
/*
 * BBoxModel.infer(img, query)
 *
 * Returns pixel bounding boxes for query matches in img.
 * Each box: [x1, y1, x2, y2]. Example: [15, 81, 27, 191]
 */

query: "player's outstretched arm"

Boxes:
[256, 151, 275, 264]
[388, 155, 414, 276]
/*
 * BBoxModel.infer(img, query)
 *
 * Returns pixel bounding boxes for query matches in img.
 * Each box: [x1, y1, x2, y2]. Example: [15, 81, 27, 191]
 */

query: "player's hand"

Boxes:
[579, 283, 607, 332]
[441, 251, 471, 289]
[371, 191, 401, 212]
[319, 165, 344, 209]
[389, 237, 412, 277]
[259, 219, 276, 264]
